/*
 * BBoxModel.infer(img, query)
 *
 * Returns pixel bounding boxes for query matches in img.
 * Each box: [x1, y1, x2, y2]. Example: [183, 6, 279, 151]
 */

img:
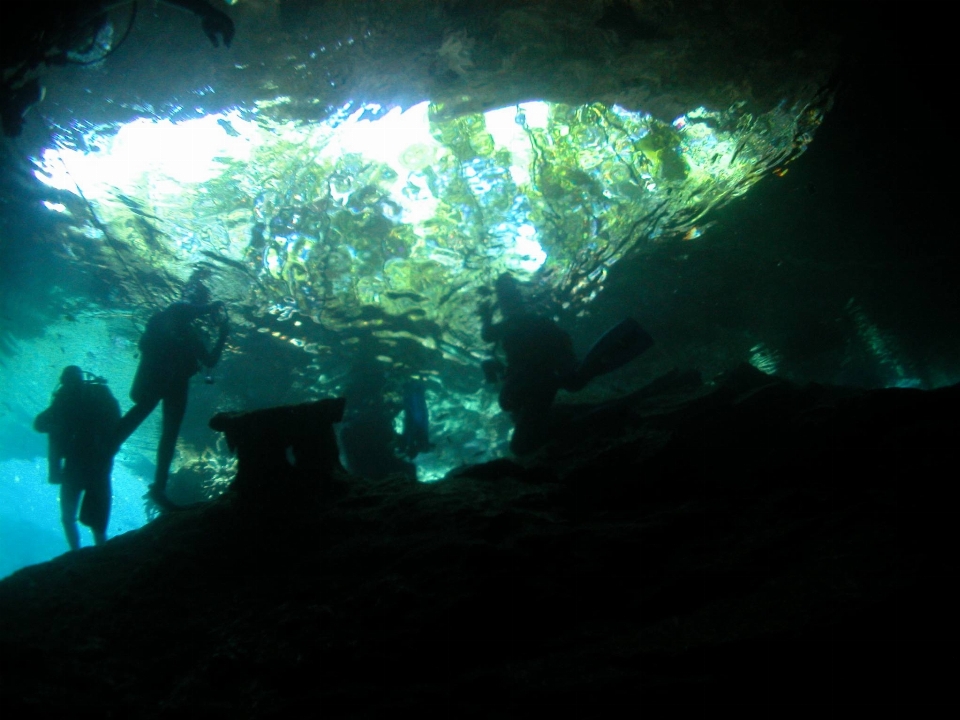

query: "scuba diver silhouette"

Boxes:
[115, 281, 229, 510]
[338, 346, 419, 481]
[34, 365, 121, 549]
[1, 0, 234, 136]
[480, 273, 581, 454]
[480, 272, 654, 454]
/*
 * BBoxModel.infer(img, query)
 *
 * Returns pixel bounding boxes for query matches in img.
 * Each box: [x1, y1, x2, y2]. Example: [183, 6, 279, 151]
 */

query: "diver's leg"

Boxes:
[154, 382, 188, 493]
[79, 463, 111, 546]
[510, 404, 555, 455]
[116, 396, 160, 446]
[60, 482, 82, 551]
[503, 369, 559, 455]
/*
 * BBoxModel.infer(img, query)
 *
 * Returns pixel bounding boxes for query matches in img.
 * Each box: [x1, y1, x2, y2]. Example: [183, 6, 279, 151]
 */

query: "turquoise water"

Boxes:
[0, 458, 149, 578]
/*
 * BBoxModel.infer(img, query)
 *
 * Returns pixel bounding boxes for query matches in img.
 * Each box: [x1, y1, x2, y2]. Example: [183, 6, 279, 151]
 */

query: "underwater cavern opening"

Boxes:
[8, 0, 953, 578]
[23, 91, 827, 490]
[4, 4, 960, 716]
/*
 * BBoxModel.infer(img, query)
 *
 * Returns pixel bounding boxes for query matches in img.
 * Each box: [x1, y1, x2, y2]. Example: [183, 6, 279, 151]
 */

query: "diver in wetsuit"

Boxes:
[481, 272, 656, 454]
[338, 348, 419, 481]
[480, 273, 581, 455]
[115, 282, 229, 509]
[34, 365, 121, 549]
[1, 0, 234, 136]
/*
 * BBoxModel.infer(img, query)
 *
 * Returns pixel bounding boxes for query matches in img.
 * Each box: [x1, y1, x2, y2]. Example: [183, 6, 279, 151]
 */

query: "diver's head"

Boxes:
[59, 365, 84, 388]
[183, 280, 212, 307]
[494, 273, 524, 317]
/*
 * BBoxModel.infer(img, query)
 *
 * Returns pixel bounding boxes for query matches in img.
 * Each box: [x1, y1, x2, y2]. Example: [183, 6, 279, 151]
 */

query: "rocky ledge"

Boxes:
[1, 365, 957, 716]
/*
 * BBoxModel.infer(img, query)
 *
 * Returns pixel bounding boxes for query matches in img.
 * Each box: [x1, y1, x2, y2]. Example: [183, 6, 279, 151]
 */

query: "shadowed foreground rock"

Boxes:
[209, 397, 347, 505]
[1, 366, 958, 716]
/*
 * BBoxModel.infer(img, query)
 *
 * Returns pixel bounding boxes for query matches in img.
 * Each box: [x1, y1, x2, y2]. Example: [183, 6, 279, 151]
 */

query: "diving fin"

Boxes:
[569, 318, 653, 390]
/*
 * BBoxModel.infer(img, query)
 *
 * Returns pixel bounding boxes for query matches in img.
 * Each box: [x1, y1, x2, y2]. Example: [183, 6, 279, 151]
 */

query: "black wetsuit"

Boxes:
[338, 358, 417, 480]
[34, 379, 120, 547]
[116, 302, 227, 495]
[482, 310, 579, 454]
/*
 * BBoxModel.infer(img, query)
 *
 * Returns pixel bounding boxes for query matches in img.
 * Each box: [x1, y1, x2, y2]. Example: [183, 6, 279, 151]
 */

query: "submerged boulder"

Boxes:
[209, 397, 347, 503]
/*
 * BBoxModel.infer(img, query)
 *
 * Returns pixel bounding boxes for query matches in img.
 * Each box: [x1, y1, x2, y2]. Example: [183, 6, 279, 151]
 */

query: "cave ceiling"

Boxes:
[27, 0, 841, 139]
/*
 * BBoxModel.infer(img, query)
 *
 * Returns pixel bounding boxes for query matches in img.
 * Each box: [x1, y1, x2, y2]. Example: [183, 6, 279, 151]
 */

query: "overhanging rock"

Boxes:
[30, 0, 841, 136]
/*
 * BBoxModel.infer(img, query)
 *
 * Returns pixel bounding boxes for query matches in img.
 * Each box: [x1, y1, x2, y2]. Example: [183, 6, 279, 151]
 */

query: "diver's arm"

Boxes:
[209, 317, 229, 367]
[33, 406, 54, 433]
[34, 401, 64, 482]
[160, 0, 234, 48]
[47, 437, 64, 484]
[197, 309, 229, 368]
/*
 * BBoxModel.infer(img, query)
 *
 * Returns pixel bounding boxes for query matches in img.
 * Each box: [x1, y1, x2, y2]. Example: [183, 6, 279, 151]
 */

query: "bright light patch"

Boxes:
[485, 102, 546, 187]
[318, 102, 444, 226]
[519, 101, 549, 129]
[506, 223, 546, 273]
[35, 112, 258, 201]
[41, 201, 67, 213]
[30, 97, 818, 302]
[320, 102, 438, 168]
[34, 101, 556, 264]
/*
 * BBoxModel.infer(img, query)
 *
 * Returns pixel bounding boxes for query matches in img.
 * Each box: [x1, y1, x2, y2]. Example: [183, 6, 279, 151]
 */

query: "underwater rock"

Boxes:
[209, 397, 347, 503]
[3, 369, 959, 715]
